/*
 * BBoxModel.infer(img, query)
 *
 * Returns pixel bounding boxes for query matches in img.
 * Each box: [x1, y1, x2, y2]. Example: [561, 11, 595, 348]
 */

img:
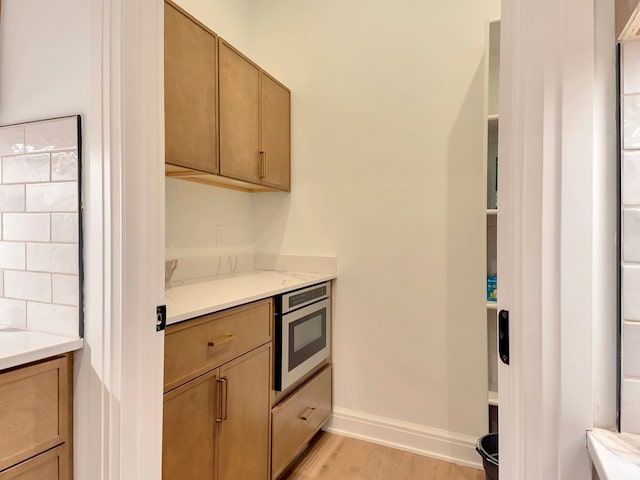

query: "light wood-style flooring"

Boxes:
[281, 432, 486, 480]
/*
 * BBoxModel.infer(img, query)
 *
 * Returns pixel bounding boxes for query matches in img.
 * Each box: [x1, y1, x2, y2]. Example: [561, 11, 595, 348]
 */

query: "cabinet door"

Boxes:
[217, 345, 270, 480]
[218, 39, 261, 184]
[164, 2, 218, 173]
[0, 356, 71, 472]
[163, 370, 218, 480]
[260, 73, 291, 191]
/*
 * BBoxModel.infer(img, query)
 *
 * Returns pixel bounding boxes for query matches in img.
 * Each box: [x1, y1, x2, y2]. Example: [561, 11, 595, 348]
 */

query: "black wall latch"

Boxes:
[498, 309, 510, 365]
[156, 305, 166, 332]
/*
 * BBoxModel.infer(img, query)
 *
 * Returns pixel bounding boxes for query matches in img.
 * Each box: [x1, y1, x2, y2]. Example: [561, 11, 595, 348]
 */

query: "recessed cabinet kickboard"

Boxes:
[164, 1, 291, 193]
[162, 287, 333, 480]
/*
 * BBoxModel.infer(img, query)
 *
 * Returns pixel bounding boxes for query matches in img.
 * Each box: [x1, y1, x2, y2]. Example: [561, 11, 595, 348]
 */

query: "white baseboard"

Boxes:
[325, 407, 483, 469]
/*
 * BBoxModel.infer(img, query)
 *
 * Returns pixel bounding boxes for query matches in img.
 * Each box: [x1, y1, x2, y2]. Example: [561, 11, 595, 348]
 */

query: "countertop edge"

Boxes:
[587, 429, 640, 479]
[0, 336, 84, 371]
[166, 272, 336, 325]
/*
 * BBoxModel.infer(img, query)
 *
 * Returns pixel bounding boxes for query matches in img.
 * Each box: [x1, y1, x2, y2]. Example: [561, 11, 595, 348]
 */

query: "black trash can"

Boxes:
[476, 433, 498, 480]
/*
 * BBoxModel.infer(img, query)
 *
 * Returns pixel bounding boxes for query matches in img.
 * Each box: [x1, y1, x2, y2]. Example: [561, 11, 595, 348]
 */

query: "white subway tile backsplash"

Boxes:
[624, 151, 640, 205]
[27, 302, 78, 337]
[0, 298, 26, 327]
[625, 209, 640, 263]
[624, 322, 640, 379]
[4, 270, 51, 302]
[25, 117, 77, 152]
[52, 274, 78, 306]
[0, 126, 25, 156]
[51, 152, 78, 181]
[0, 242, 25, 269]
[625, 95, 640, 150]
[624, 41, 640, 95]
[0, 116, 80, 338]
[51, 213, 78, 243]
[26, 182, 76, 212]
[624, 266, 640, 321]
[0, 185, 25, 212]
[2, 153, 50, 184]
[27, 243, 77, 274]
[3, 213, 50, 242]
[622, 379, 640, 434]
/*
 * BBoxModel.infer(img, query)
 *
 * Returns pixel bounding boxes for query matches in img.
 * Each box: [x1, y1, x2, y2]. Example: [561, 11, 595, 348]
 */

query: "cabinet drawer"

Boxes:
[271, 365, 332, 479]
[165, 299, 272, 391]
[0, 444, 69, 480]
[0, 356, 71, 472]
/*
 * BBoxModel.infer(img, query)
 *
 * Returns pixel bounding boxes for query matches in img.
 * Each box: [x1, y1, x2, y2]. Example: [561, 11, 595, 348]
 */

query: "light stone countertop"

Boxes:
[165, 269, 336, 325]
[0, 326, 83, 371]
[587, 428, 640, 479]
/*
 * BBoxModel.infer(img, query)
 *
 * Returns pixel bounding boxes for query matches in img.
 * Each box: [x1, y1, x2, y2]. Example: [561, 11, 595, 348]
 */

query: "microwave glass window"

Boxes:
[293, 313, 323, 351]
[288, 309, 327, 371]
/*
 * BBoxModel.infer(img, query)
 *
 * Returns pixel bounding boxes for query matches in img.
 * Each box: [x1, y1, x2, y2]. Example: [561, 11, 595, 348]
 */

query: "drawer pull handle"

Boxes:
[300, 406, 317, 421]
[208, 334, 236, 348]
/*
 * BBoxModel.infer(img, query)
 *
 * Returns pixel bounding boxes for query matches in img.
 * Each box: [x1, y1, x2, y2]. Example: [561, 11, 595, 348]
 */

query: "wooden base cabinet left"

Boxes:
[0, 354, 73, 480]
[163, 299, 272, 480]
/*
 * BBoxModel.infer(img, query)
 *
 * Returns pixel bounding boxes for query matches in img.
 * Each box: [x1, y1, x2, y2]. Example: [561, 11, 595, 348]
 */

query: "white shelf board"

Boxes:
[488, 391, 499, 406]
[486, 209, 498, 215]
[488, 113, 499, 122]
[487, 302, 498, 310]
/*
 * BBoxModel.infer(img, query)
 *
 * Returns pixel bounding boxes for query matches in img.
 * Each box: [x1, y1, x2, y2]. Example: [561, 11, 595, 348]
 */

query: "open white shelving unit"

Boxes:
[483, 19, 500, 433]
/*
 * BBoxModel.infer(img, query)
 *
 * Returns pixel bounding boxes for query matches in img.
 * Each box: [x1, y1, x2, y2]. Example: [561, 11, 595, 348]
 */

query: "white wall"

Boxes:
[168, 0, 500, 459]
[0, 0, 89, 125]
[248, 0, 501, 448]
[0, 1, 101, 479]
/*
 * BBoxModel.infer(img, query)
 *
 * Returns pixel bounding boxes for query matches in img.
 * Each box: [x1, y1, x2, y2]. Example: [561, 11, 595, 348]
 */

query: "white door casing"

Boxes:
[80, 0, 165, 478]
[499, 0, 616, 478]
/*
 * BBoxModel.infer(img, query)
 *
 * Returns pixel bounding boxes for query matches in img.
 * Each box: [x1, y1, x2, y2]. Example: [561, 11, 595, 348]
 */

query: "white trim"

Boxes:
[501, 0, 616, 478]
[326, 407, 482, 469]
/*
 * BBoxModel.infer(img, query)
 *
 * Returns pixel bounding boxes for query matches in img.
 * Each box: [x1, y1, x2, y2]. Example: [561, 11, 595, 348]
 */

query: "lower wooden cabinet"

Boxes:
[0, 445, 69, 480]
[271, 365, 332, 479]
[163, 370, 218, 480]
[163, 299, 273, 480]
[218, 347, 271, 479]
[0, 354, 73, 480]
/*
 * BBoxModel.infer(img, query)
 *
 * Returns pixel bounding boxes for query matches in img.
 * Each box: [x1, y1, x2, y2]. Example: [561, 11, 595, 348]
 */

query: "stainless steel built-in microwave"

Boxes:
[274, 282, 331, 392]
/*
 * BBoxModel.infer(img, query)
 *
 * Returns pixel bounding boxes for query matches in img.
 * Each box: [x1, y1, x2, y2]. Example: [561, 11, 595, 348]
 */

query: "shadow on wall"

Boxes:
[444, 58, 489, 438]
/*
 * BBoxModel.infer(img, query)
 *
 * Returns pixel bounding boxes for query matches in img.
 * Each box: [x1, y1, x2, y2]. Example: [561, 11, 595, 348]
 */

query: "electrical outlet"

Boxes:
[216, 225, 224, 248]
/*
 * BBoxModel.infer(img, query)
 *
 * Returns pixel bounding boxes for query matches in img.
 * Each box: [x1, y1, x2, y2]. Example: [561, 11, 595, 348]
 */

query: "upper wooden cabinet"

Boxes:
[617, 0, 640, 39]
[164, 1, 291, 192]
[261, 72, 291, 191]
[218, 40, 262, 184]
[164, 2, 218, 174]
[218, 39, 291, 191]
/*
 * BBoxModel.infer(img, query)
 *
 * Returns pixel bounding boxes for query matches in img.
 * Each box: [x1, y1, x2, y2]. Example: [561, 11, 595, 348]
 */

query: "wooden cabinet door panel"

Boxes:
[0, 445, 69, 480]
[261, 73, 291, 191]
[217, 345, 270, 480]
[163, 370, 218, 480]
[165, 2, 218, 173]
[219, 40, 261, 184]
[0, 356, 70, 472]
